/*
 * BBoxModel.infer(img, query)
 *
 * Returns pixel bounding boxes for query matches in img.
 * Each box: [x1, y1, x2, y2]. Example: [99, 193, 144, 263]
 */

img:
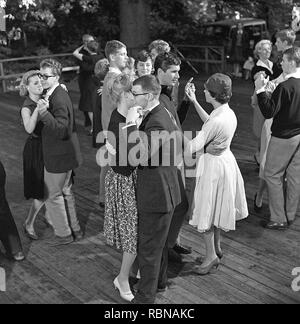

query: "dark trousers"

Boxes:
[0, 161, 23, 256]
[78, 75, 91, 127]
[167, 169, 189, 249]
[135, 209, 174, 304]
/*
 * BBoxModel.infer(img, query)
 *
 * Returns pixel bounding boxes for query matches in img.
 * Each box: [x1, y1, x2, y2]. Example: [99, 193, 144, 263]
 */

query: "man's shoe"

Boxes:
[73, 230, 84, 242]
[12, 252, 25, 262]
[157, 284, 168, 293]
[99, 202, 105, 209]
[168, 248, 182, 263]
[173, 243, 192, 255]
[48, 235, 74, 247]
[288, 219, 295, 226]
[263, 221, 288, 230]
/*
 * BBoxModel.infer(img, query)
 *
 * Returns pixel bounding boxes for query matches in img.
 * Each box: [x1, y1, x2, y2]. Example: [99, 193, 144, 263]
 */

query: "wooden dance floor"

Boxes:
[0, 77, 299, 304]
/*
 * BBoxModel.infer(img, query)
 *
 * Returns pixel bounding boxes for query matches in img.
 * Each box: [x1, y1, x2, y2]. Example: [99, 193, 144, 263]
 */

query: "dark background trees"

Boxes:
[0, 0, 296, 57]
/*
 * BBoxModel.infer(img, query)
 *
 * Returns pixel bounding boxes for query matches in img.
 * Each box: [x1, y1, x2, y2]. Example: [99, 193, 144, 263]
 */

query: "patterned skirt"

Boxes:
[104, 168, 138, 255]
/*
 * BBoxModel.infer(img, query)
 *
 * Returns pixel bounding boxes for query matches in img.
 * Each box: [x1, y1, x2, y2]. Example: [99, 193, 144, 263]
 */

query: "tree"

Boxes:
[120, 0, 150, 54]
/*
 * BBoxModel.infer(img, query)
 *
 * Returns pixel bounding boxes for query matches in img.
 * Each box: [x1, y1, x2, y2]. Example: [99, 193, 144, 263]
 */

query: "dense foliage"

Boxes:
[0, 0, 295, 56]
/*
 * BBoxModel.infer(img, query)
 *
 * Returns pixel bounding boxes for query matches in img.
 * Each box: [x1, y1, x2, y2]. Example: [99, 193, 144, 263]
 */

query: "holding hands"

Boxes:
[254, 72, 269, 91]
[124, 106, 144, 129]
[37, 99, 49, 115]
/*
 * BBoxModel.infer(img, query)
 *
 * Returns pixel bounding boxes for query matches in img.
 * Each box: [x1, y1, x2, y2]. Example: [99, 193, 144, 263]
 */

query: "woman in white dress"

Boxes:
[185, 73, 249, 275]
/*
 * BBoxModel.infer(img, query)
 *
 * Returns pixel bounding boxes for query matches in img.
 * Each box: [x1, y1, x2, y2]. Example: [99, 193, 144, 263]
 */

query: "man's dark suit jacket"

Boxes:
[126, 103, 182, 214]
[40, 86, 82, 173]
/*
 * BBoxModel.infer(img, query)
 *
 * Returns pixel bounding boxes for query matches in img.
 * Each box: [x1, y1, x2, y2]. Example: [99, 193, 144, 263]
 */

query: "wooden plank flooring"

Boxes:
[0, 76, 299, 304]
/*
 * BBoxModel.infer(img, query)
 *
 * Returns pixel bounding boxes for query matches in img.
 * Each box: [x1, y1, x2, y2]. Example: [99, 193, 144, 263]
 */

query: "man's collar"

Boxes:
[109, 67, 122, 75]
[161, 85, 173, 100]
[284, 68, 300, 80]
[143, 100, 160, 114]
[45, 83, 60, 100]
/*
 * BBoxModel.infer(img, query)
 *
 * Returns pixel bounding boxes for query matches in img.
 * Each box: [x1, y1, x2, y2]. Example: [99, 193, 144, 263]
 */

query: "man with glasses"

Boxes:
[37, 58, 83, 246]
[124, 75, 183, 304]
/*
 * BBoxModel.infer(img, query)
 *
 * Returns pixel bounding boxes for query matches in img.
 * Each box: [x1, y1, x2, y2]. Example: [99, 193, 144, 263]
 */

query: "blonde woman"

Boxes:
[20, 70, 46, 240]
[20, 71, 66, 240]
[104, 74, 139, 302]
[251, 40, 273, 167]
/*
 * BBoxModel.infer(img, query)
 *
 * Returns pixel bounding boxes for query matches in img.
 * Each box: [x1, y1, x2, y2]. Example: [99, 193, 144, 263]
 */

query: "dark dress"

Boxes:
[104, 110, 138, 255]
[21, 97, 44, 200]
[251, 62, 274, 83]
[92, 76, 103, 148]
[0, 161, 23, 256]
[78, 54, 103, 113]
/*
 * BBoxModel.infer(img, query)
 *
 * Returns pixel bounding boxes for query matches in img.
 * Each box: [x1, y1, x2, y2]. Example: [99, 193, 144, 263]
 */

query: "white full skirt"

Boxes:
[189, 150, 248, 233]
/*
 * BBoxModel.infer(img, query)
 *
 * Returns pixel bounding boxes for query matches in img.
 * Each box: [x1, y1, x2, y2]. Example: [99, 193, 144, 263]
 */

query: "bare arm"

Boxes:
[185, 83, 209, 123]
[73, 46, 84, 61]
[21, 107, 39, 134]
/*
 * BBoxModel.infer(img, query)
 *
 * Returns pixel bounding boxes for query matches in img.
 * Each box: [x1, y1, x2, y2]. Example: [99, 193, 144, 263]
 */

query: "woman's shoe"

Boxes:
[23, 223, 38, 240]
[196, 252, 223, 264]
[113, 277, 134, 302]
[215, 250, 223, 260]
[193, 258, 220, 276]
[254, 194, 263, 213]
[12, 252, 25, 262]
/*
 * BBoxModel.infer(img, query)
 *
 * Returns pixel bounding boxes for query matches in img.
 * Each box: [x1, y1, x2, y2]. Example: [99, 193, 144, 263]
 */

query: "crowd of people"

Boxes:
[0, 28, 299, 304]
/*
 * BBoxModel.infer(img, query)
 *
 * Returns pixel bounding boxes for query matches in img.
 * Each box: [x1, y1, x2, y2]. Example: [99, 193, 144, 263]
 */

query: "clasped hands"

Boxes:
[37, 99, 49, 115]
[124, 106, 144, 129]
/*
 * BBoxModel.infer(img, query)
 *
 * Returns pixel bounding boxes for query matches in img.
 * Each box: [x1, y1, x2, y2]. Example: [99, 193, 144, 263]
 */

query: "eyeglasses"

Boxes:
[130, 90, 149, 97]
[39, 74, 56, 80]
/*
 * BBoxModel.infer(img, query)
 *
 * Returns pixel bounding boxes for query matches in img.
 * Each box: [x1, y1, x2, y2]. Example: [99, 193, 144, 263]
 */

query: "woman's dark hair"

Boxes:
[135, 50, 152, 68]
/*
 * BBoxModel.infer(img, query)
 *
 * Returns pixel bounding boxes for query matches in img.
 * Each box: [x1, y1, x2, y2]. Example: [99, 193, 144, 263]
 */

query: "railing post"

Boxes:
[0, 62, 6, 93]
[221, 46, 226, 72]
[205, 47, 209, 74]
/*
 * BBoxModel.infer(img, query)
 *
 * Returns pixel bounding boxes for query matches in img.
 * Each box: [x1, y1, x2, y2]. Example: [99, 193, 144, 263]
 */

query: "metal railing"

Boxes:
[0, 45, 226, 92]
[0, 53, 79, 92]
[173, 45, 226, 74]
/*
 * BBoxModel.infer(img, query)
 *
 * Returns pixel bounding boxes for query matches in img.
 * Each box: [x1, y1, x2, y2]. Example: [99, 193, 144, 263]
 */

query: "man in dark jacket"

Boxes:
[38, 58, 83, 245]
[124, 75, 183, 304]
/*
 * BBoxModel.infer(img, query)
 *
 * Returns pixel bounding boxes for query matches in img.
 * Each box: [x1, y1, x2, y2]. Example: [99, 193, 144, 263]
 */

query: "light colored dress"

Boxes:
[187, 104, 248, 233]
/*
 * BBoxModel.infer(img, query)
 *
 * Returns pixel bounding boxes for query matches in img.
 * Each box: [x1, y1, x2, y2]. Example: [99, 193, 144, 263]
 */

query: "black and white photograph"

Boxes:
[0, 0, 299, 307]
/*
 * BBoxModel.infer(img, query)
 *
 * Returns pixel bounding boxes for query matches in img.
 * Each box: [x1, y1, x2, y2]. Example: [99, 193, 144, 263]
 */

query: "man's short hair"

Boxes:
[284, 46, 300, 67]
[154, 52, 181, 75]
[149, 40, 171, 55]
[105, 40, 126, 61]
[276, 29, 296, 46]
[40, 58, 62, 77]
[135, 50, 152, 68]
[133, 74, 161, 96]
[82, 34, 94, 42]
